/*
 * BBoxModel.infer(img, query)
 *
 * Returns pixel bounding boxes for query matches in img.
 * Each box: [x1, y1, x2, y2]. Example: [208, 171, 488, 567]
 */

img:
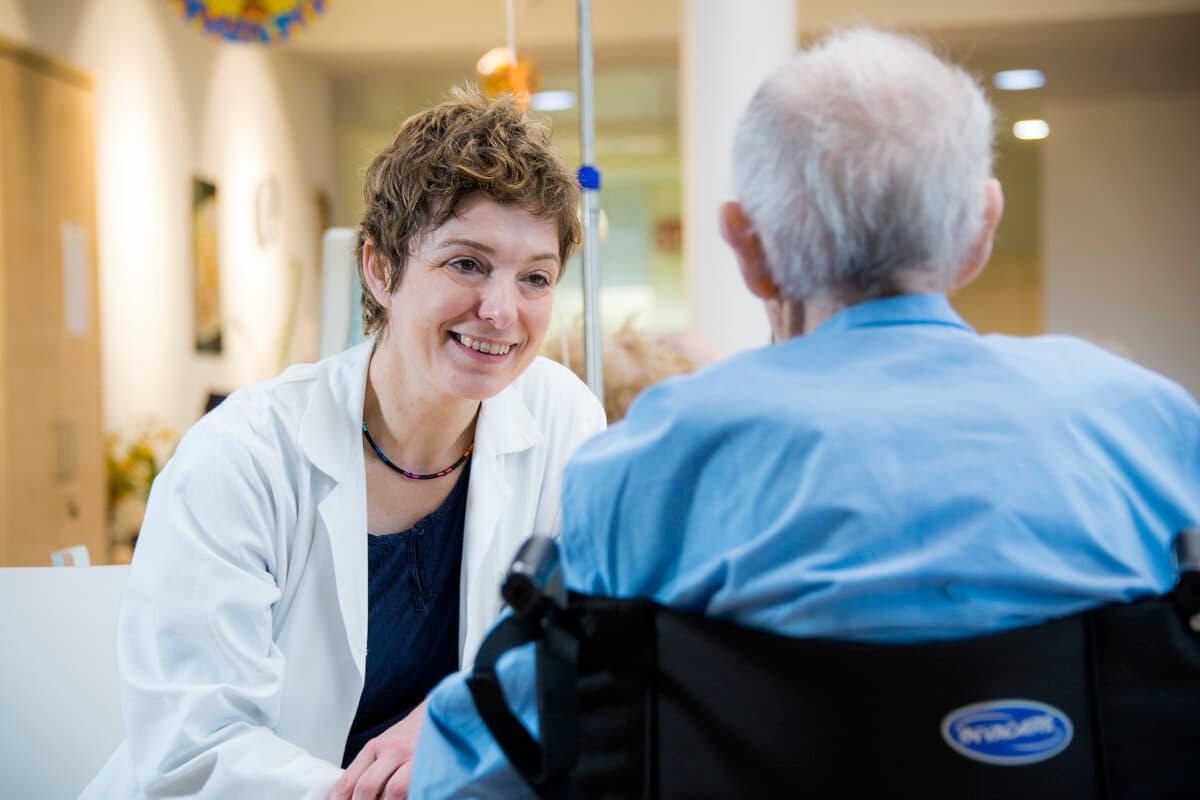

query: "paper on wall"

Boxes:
[61, 222, 90, 336]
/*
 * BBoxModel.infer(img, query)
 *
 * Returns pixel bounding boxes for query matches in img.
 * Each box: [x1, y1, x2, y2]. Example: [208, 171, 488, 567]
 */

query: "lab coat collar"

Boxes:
[458, 371, 544, 663]
[300, 340, 373, 481]
[299, 341, 373, 676]
[474, 376, 544, 457]
[299, 340, 543, 475]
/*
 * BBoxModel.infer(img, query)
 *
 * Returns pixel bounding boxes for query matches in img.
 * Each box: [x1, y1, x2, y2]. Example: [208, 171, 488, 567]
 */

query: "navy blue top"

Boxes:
[342, 466, 470, 766]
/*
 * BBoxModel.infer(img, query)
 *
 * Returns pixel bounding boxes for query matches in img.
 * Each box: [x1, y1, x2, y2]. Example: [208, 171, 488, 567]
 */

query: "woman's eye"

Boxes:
[524, 273, 552, 289]
[449, 257, 482, 273]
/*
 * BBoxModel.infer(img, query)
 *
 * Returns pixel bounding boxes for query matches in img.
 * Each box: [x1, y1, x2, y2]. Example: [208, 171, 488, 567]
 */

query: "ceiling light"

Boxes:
[531, 91, 575, 111]
[993, 69, 1046, 91]
[1012, 119, 1050, 140]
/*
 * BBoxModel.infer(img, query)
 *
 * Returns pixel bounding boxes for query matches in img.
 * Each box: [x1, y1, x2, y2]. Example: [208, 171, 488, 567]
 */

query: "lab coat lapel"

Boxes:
[460, 383, 543, 663]
[300, 342, 372, 677]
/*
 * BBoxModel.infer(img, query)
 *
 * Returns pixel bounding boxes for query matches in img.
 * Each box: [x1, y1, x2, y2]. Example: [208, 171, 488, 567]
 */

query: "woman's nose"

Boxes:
[477, 280, 517, 329]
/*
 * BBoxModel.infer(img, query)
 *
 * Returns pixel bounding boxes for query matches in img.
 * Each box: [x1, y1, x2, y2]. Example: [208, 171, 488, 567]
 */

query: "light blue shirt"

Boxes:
[410, 294, 1200, 798]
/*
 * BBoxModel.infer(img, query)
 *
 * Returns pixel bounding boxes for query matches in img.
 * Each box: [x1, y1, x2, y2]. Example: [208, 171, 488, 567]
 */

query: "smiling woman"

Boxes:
[363, 195, 561, 404]
[82, 88, 606, 800]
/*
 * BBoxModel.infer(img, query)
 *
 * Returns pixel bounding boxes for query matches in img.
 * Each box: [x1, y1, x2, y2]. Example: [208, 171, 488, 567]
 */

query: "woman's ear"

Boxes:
[719, 201, 778, 300]
[361, 241, 393, 309]
[955, 178, 1005, 290]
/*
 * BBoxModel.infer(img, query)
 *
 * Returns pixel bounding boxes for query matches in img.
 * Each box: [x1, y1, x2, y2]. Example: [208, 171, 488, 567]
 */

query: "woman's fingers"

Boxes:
[350, 747, 405, 800]
[329, 747, 371, 800]
[383, 760, 413, 800]
[329, 703, 427, 800]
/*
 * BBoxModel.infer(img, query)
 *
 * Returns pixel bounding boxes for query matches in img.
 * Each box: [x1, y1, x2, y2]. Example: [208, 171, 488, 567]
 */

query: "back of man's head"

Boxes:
[733, 28, 995, 304]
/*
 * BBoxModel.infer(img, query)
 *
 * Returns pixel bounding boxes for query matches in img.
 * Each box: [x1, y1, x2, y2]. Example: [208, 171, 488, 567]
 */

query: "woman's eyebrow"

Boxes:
[437, 237, 494, 253]
[437, 238, 558, 264]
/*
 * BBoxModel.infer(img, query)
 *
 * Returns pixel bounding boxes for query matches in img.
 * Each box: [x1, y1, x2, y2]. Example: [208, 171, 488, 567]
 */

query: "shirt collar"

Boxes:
[811, 293, 975, 337]
[475, 377, 543, 457]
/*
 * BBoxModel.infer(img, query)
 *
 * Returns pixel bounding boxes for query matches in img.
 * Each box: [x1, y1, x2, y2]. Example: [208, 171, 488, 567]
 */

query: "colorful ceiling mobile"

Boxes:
[173, 0, 329, 44]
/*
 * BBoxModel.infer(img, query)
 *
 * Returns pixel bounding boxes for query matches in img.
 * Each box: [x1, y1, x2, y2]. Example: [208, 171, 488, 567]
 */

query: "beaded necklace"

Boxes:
[362, 421, 473, 480]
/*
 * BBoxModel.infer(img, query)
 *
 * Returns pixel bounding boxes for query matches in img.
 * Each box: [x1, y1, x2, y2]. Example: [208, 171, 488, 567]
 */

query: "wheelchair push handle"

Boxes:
[502, 535, 567, 619]
[1174, 527, 1200, 574]
[1173, 527, 1200, 630]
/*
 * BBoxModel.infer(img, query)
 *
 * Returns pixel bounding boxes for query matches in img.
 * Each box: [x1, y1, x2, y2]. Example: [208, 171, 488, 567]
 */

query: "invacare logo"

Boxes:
[941, 699, 1073, 765]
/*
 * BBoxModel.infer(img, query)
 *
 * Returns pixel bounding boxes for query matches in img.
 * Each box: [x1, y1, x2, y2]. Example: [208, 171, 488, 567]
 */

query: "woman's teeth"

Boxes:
[456, 334, 511, 355]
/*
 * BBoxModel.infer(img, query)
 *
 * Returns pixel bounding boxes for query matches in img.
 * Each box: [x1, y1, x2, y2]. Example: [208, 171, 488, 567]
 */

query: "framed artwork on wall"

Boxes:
[192, 177, 222, 353]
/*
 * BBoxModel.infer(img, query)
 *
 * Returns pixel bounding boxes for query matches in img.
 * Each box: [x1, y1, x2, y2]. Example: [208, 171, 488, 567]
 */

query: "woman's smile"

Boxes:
[451, 332, 515, 358]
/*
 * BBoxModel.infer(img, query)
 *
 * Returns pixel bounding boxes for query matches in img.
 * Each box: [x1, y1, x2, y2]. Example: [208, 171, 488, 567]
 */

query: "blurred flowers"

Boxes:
[103, 422, 174, 515]
[105, 423, 176, 542]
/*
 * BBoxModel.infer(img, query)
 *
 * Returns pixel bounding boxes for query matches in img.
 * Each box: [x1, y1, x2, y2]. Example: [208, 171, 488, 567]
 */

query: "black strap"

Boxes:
[467, 609, 582, 800]
[466, 616, 546, 784]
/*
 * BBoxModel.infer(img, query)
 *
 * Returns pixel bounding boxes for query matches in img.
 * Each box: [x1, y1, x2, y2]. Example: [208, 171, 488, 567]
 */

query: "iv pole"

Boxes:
[576, 0, 603, 400]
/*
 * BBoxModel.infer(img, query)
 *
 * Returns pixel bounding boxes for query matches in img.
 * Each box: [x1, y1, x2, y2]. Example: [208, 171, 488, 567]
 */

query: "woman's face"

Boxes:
[370, 193, 561, 403]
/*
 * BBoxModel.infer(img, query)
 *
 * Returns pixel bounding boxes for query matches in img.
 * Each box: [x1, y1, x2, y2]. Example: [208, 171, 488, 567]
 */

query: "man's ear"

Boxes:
[955, 178, 1005, 290]
[719, 201, 778, 300]
[361, 240, 393, 309]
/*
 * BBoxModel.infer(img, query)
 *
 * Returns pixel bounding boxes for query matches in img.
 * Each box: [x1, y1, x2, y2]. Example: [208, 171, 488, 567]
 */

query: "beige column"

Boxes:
[681, 0, 795, 356]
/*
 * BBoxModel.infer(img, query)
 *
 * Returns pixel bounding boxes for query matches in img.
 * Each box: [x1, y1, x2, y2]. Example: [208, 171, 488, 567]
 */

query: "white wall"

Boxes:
[1, 0, 335, 440]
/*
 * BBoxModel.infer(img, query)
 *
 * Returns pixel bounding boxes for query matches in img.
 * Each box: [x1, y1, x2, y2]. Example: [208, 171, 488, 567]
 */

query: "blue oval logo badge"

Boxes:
[941, 699, 1073, 766]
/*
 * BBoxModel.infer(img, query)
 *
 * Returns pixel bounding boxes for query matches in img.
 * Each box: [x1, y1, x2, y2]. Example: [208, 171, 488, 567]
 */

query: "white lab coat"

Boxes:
[82, 341, 605, 799]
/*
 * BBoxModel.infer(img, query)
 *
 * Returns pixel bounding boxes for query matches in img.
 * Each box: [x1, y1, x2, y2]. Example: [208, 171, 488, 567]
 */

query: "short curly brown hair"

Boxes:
[355, 87, 582, 336]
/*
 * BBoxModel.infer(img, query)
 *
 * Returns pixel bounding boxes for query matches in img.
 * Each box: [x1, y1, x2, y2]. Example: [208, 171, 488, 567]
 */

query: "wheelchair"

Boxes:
[468, 529, 1200, 799]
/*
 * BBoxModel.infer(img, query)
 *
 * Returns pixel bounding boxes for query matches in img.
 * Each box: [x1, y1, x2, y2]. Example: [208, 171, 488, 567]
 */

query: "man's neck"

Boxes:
[778, 274, 949, 339]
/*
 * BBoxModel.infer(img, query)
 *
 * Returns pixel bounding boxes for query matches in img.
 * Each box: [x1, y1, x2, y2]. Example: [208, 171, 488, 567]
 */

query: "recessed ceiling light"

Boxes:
[993, 69, 1046, 91]
[1013, 119, 1050, 140]
[531, 91, 575, 111]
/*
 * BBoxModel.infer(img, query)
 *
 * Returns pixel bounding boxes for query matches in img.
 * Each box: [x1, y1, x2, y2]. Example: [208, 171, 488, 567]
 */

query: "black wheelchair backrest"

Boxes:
[469, 528, 1200, 799]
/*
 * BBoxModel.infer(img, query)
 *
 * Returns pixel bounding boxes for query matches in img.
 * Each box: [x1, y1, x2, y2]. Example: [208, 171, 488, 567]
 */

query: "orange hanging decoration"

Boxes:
[476, 47, 539, 109]
[475, 0, 538, 109]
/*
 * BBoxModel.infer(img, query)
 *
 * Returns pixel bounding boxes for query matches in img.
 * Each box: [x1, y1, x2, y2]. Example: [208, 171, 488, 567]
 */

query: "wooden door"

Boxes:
[0, 39, 104, 566]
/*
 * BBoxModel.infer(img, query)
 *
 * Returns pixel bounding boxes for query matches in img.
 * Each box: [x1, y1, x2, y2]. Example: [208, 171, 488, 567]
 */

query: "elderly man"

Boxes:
[407, 27, 1200, 798]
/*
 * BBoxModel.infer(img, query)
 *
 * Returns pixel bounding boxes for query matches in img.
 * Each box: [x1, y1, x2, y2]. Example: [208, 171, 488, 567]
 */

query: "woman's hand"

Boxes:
[329, 700, 427, 800]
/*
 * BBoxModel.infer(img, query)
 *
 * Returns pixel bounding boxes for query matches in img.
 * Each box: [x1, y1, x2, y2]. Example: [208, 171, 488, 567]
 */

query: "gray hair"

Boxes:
[732, 28, 995, 302]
